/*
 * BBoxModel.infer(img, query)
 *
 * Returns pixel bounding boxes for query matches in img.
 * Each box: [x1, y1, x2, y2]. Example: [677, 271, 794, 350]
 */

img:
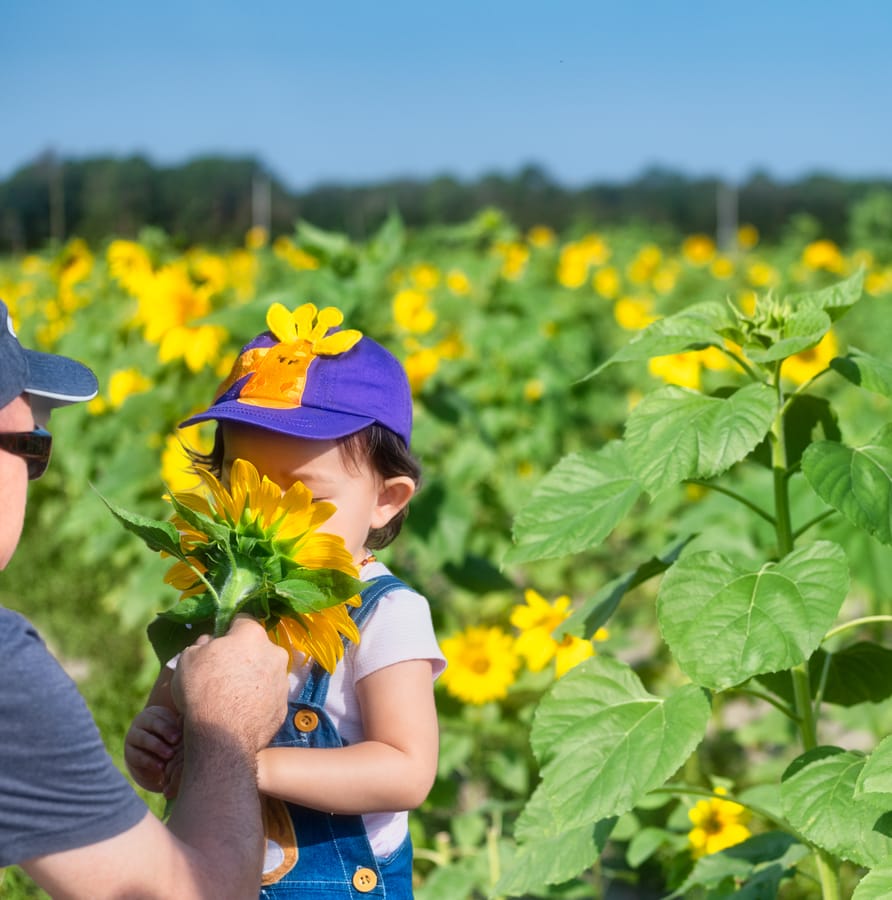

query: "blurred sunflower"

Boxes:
[688, 788, 751, 858]
[782, 330, 839, 385]
[440, 626, 519, 704]
[510, 589, 606, 678]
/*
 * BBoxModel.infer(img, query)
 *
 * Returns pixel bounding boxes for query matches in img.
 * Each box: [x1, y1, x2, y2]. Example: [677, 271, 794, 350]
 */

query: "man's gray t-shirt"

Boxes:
[0, 608, 146, 867]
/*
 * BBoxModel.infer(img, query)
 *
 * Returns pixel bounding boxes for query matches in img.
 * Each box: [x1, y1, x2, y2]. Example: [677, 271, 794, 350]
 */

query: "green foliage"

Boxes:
[6, 216, 892, 897]
[504, 268, 892, 896]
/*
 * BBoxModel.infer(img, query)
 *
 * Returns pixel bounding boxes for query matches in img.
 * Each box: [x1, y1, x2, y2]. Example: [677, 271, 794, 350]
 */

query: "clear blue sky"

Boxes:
[2, 1, 890, 189]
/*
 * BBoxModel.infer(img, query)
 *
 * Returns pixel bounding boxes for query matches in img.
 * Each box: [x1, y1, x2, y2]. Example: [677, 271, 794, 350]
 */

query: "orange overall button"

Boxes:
[352, 867, 378, 892]
[293, 709, 319, 732]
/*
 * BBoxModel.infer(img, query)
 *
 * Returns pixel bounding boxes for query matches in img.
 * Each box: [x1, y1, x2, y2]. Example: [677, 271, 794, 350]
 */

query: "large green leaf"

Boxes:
[497, 799, 614, 896]
[506, 442, 642, 564]
[853, 867, 892, 899]
[624, 383, 776, 496]
[657, 542, 849, 690]
[781, 746, 892, 868]
[831, 347, 892, 398]
[519, 657, 710, 833]
[746, 307, 831, 363]
[586, 301, 733, 377]
[97, 491, 183, 556]
[803, 425, 892, 545]
[786, 268, 865, 321]
[856, 735, 892, 798]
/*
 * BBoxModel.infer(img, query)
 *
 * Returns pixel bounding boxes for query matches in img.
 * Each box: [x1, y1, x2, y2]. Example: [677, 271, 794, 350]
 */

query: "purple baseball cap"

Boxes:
[0, 299, 98, 411]
[180, 329, 413, 447]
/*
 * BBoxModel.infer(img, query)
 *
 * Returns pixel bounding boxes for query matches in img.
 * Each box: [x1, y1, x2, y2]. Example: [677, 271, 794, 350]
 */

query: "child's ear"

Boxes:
[371, 476, 416, 528]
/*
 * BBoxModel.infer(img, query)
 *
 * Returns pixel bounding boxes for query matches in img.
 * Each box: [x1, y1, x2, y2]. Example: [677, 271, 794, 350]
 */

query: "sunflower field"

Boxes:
[4, 200, 892, 898]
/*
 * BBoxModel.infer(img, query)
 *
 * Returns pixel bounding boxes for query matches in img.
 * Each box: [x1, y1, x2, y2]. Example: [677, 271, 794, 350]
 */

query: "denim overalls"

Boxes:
[259, 576, 414, 898]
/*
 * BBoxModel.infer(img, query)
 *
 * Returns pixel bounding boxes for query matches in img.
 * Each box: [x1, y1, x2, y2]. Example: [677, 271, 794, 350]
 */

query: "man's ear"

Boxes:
[371, 476, 416, 528]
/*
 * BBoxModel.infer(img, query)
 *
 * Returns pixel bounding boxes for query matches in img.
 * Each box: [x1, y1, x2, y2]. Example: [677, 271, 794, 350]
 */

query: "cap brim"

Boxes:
[24, 349, 98, 407]
[180, 400, 377, 441]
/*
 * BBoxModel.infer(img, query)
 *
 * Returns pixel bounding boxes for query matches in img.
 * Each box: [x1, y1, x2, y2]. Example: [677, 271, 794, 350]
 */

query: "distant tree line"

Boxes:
[1, 151, 891, 251]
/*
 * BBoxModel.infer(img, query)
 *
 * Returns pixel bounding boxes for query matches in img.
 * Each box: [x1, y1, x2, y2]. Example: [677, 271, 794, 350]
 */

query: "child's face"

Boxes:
[221, 424, 391, 563]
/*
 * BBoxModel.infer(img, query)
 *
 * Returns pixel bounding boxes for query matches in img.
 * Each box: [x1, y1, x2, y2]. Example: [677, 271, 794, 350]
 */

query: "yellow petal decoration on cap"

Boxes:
[220, 302, 362, 409]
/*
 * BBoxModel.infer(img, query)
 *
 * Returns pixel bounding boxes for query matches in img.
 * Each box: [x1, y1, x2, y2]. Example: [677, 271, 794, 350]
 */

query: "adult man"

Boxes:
[0, 298, 289, 898]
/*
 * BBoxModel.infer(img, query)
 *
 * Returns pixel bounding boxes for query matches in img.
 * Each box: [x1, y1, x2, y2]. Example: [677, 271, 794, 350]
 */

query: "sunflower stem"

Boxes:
[214, 565, 261, 636]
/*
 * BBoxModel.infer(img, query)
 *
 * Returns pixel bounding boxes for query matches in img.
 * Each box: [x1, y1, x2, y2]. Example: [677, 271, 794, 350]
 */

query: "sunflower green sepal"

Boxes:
[103, 458, 365, 673]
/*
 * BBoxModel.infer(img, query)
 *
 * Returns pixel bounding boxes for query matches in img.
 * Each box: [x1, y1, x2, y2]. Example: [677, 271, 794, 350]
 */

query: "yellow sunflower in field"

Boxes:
[687, 787, 752, 858]
[160, 458, 362, 673]
[510, 589, 607, 678]
[440, 626, 520, 704]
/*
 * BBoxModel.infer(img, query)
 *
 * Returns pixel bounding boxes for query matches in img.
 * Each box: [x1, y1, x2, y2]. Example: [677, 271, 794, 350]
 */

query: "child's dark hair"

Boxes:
[187, 423, 420, 549]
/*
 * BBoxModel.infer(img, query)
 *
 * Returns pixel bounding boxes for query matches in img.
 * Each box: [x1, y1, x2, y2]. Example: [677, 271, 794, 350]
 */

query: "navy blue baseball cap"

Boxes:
[0, 299, 98, 411]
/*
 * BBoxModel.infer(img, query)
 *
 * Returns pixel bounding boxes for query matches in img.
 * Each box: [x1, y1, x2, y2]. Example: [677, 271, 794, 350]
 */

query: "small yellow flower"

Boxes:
[802, 240, 845, 273]
[410, 262, 441, 291]
[527, 225, 556, 248]
[440, 626, 520, 704]
[245, 225, 269, 250]
[651, 264, 679, 295]
[510, 589, 603, 678]
[446, 269, 471, 296]
[746, 261, 779, 288]
[737, 224, 759, 250]
[393, 289, 436, 334]
[107, 368, 152, 409]
[710, 256, 735, 280]
[524, 379, 545, 402]
[495, 241, 530, 281]
[107, 240, 153, 296]
[682, 234, 716, 266]
[688, 787, 751, 858]
[404, 348, 440, 393]
[593, 266, 621, 300]
[614, 296, 656, 330]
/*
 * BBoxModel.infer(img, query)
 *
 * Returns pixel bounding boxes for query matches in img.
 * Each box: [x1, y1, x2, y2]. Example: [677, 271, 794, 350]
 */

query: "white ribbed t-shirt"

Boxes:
[285, 561, 445, 856]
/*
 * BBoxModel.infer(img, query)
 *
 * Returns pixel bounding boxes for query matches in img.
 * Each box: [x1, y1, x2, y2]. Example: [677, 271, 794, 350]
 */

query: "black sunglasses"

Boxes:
[0, 427, 53, 480]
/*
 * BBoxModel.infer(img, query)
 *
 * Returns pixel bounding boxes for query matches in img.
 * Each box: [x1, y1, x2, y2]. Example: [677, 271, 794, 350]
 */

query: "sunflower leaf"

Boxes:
[147, 613, 214, 665]
[273, 579, 330, 613]
[97, 491, 184, 556]
[625, 382, 776, 496]
[283, 566, 366, 603]
[781, 746, 892, 867]
[802, 425, 892, 545]
[506, 442, 643, 564]
[585, 301, 733, 378]
[657, 541, 848, 690]
[520, 656, 710, 832]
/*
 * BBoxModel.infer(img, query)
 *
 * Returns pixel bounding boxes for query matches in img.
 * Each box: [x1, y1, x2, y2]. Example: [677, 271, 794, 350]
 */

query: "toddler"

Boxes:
[125, 303, 445, 898]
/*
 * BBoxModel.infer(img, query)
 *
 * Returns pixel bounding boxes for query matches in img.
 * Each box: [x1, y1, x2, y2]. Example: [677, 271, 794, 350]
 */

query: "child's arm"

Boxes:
[256, 658, 438, 814]
[124, 666, 181, 792]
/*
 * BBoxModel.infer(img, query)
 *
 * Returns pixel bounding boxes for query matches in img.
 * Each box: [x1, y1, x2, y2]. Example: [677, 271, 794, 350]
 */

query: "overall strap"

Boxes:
[297, 575, 409, 706]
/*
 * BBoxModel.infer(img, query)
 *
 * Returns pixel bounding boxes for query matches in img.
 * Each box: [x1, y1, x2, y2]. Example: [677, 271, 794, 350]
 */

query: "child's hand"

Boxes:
[162, 743, 184, 800]
[124, 705, 183, 793]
